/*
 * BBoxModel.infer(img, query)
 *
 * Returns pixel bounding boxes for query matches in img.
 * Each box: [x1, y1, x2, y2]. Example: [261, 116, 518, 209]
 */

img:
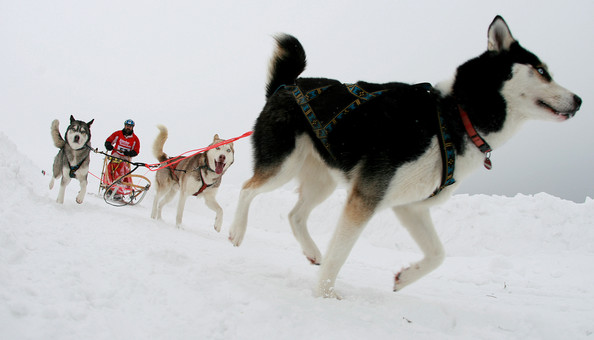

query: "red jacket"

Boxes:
[106, 130, 140, 158]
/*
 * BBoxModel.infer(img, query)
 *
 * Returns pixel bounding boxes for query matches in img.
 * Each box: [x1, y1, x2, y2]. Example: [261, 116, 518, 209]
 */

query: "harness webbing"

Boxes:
[430, 106, 456, 197]
[285, 83, 386, 159]
[68, 156, 88, 178]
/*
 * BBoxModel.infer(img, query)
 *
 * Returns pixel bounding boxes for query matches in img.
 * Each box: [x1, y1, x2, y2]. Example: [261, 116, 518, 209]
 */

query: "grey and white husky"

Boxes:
[228, 16, 582, 298]
[151, 125, 234, 230]
[49, 115, 94, 204]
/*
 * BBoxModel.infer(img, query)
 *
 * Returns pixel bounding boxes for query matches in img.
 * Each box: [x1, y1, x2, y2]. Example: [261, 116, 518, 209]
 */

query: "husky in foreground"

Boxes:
[228, 16, 582, 298]
[151, 125, 234, 230]
[49, 115, 94, 204]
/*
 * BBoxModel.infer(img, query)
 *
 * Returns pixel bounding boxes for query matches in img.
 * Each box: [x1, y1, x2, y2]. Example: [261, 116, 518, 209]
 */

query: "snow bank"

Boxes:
[1, 132, 593, 339]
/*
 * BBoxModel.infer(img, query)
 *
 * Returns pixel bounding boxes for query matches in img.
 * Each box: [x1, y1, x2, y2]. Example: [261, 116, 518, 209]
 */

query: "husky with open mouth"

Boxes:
[49, 115, 94, 204]
[228, 16, 582, 298]
[151, 125, 234, 230]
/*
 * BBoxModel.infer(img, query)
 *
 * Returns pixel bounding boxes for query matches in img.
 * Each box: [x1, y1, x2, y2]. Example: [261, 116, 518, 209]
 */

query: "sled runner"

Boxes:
[98, 156, 151, 207]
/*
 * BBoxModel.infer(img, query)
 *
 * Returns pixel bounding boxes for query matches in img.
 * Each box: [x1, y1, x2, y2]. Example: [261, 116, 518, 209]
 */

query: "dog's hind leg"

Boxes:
[392, 204, 445, 291]
[289, 156, 336, 265]
[49, 152, 62, 190]
[229, 163, 301, 246]
[152, 185, 177, 220]
[150, 190, 161, 219]
[229, 135, 310, 246]
[75, 175, 88, 204]
[316, 187, 376, 299]
[56, 175, 71, 204]
[229, 168, 282, 246]
[175, 193, 189, 228]
[151, 185, 167, 219]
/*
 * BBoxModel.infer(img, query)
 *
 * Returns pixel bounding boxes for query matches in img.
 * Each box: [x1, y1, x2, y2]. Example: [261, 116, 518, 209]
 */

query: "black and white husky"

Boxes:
[228, 16, 582, 298]
[49, 115, 94, 204]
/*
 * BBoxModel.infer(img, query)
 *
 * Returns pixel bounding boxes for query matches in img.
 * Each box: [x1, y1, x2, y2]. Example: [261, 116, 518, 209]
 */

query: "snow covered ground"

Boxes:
[1, 131, 593, 339]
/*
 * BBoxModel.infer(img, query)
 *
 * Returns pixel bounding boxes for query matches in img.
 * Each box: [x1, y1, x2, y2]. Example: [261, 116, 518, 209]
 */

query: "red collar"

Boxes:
[458, 105, 493, 170]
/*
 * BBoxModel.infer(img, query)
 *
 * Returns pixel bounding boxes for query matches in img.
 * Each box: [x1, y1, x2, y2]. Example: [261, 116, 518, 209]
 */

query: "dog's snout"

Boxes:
[218, 154, 226, 162]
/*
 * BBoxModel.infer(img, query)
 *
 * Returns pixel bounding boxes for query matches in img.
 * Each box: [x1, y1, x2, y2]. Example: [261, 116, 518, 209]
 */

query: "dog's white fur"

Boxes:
[150, 125, 234, 230]
[228, 17, 581, 298]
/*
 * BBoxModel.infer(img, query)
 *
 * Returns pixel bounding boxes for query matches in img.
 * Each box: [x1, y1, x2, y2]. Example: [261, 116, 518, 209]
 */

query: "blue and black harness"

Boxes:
[282, 81, 455, 197]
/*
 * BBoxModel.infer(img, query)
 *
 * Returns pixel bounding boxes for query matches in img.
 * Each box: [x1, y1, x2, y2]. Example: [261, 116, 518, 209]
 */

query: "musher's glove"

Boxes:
[104, 141, 114, 151]
[123, 150, 138, 157]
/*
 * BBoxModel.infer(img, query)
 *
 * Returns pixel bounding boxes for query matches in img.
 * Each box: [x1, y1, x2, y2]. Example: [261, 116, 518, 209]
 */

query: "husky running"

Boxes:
[228, 16, 582, 298]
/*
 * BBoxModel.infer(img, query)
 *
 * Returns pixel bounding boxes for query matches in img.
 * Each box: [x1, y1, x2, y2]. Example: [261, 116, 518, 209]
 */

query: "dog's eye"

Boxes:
[535, 66, 551, 81]
[226, 148, 231, 153]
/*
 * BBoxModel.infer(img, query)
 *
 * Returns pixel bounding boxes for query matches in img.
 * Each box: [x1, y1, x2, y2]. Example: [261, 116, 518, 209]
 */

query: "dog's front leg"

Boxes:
[203, 190, 223, 232]
[392, 204, 445, 291]
[316, 190, 375, 299]
[289, 170, 336, 265]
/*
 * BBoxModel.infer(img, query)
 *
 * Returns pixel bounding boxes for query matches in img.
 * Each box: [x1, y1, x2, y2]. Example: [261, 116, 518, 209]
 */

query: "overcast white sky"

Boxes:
[1, 0, 592, 202]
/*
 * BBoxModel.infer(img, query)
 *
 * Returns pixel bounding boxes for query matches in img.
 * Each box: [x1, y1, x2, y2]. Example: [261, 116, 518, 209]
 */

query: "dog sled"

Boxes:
[98, 155, 151, 207]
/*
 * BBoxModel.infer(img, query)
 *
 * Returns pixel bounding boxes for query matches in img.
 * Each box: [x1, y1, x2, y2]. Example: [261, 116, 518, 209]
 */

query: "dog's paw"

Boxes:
[393, 268, 411, 292]
[49, 179, 54, 190]
[315, 284, 343, 300]
[305, 253, 321, 265]
[228, 230, 244, 247]
[214, 216, 222, 233]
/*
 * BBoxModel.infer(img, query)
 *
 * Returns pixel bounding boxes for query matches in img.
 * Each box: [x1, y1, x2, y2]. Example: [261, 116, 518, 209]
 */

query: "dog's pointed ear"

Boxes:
[213, 134, 220, 141]
[87, 119, 94, 127]
[70, 115, 76, 124]
[487, 15, 516, 52]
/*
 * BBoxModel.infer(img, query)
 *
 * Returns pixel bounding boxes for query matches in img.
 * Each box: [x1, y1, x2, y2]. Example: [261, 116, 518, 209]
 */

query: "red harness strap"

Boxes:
[167, 158, 182, 182]
[193, 182, 210, 196]
[193, 167, 215, 196]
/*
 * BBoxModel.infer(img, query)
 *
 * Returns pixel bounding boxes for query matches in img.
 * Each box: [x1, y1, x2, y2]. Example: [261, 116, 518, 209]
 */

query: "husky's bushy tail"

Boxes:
[153, 125, 169, 163]
[265, 34, 307, 99]
[50, 119, 65, 149]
